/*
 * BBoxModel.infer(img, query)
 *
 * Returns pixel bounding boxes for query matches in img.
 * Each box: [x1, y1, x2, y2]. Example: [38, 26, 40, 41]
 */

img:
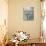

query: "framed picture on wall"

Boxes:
[23, 7, 34, 21]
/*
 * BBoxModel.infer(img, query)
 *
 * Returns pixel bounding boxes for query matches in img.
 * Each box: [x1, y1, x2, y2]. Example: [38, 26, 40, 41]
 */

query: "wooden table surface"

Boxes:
[5, 38, 46, 46]
[18, 38, 46, 46]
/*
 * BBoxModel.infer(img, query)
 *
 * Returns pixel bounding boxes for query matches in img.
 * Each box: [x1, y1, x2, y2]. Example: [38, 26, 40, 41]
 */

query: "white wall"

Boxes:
[8, 0, 41, 39]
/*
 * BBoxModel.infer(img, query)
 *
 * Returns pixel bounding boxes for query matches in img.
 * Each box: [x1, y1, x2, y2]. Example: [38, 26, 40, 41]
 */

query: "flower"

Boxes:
[17, 31, 30, 41]
[11, 31, 30, 42]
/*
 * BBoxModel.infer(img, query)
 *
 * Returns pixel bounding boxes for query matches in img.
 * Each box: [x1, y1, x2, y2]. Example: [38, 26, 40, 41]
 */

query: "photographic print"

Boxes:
[23, 7, 34, 21]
